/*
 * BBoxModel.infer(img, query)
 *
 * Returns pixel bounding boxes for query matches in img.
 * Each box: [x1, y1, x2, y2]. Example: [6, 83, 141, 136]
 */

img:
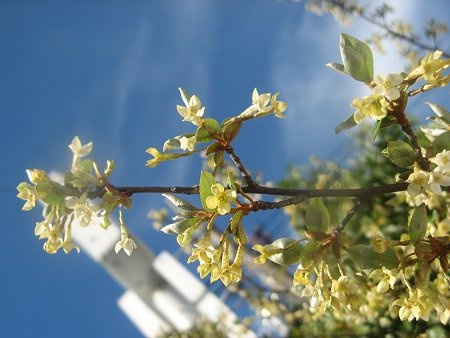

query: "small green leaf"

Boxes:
[196, 126, 214, 143]
[230, 210, 243, 233]
[161, 218, 200, 235]
[426, 102, 450, 125]
[386, 140, 416, 168]
[326, 62, 347, 74]
[227, 172, 237, 191]
[346, 245, 399, 269]
[305, 199, 330, 232]
[146, 147, 194, 168]
[162, 193, 200, 211]
[205, 142, 226, 156]
[213, 151, 224, 169]
[41, 191, 64, 205]
[163, 137, 181, 152]
[371, 115, 397, 141]
[176, 226, 198, 247]
[340, 33, 374, 83]
[335, 113, 357, 134]
[432, 130, 450, 154]
[409, 204, 427, 245]
[203, 118, 220, 135]
[199, 171, 216, 211]
[221, 120, 242, 142]
[256, 238, 302, 265]
[300, 241, 319, 268]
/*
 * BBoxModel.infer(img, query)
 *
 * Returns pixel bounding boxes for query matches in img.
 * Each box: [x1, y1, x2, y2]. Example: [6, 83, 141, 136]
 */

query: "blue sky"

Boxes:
[2, 1, 450, 337]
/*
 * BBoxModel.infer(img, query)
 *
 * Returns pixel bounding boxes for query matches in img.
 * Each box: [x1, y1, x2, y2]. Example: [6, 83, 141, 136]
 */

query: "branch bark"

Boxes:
[112, 181, 408, 199]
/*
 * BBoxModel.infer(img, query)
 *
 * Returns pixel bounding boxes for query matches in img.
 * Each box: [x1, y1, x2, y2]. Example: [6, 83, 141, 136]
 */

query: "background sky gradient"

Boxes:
[2, 1, 450, 337]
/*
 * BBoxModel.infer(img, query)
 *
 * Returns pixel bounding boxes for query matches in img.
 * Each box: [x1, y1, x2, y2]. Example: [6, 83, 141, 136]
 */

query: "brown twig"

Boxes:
[391, 106, 430, 171]
[225, 145, 259, 187]
[112, 181, 408, 199]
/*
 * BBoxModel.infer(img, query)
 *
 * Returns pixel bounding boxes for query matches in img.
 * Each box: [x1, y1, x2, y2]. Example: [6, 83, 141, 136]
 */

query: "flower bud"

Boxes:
[372, 235, 389, 253]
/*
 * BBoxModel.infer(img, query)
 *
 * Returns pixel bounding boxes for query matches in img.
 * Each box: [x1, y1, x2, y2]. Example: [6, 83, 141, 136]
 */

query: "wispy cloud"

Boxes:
[112, 18, 152, 147]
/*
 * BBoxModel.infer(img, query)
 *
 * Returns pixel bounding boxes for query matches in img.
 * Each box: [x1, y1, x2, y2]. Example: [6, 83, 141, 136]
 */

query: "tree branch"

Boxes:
[112, 181, 408, 199]
[225, 145, 259, 187]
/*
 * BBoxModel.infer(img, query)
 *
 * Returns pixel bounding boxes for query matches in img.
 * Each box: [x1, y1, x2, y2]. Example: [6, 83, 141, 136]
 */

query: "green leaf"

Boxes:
[161, 218, 200, 235]
[162, 193, 200, 211]
[227, 172, 237, 191]
[213, 151, 224, 169]
[230, 210, 243, 233]
[335, 113, 357, 134]
[199, 171, 216, 211]
[371, 115, 397, 141]
[386, 140, 416, 168]
[259, 238, 302, 265]
[196, 126, 214, 143]
[409, 204, 427, 245]
[339, 33, 374, 83]
[176, 226, 198, 247]
[36, 182, 53, 200]
[305, 199, 330, 232]
[300, 241, 319, 268]
[221, 120, 242, 142]
[146, 147, 194, 168]
[346, 245, 399, 269]
[426, 102, 450, 125]
[205, 142, 226, 156]
[203, 118, 220, 135]
[41, 191, 64, 205]
[432, 130, 450, 154]
[326, 62, 347, 74]
[163, 137, 181, 152]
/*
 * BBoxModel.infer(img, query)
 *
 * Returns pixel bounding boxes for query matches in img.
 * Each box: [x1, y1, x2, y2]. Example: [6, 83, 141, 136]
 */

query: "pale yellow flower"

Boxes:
[62, 223, 80, 254]
[179, 135, 197, 151]
[417, 50, 450, 85]
[293, 269, 312, 286]
[352, 94, 389, 123]
[205, 183, 237, 215]
[115, 236, 137, 256]
[270, 92, 288, 118]
[176, 88, 205, 126]
[392, 288, 434, 321]
[26, 169, 49, 184]
[406, 167, 436, 197]
[369, 267, 398, 293]
[431, 150, 450, 172]
[69, 136, 93, 161]
[372, 73, 404, 101]
[17, 182, 38, 211]
[115, 211, 137, 256]
[252, 88, 271, 113]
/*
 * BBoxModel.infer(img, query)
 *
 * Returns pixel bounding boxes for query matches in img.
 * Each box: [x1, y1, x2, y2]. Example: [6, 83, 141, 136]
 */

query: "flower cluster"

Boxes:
[406, 150, 450, 205]
[406, 50, 450, 87]
[17, 136, 132, 255]
[351, 73, 403, 124]
[188, 239, 244, 286]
